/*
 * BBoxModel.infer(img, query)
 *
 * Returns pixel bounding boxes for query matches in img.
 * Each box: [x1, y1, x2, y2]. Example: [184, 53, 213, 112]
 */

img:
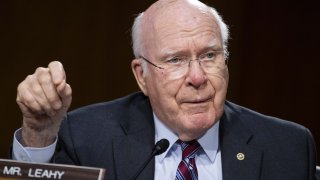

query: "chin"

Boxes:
[178, 124, 211, 141]
[183, 113, 217, 132]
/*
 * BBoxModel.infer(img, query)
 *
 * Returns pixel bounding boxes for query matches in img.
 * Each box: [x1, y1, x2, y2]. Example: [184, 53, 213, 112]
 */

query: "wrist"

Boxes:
[21, 123, 58, 147]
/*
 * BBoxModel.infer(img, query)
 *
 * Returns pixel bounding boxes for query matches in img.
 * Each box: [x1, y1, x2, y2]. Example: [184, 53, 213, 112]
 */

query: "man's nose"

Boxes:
[185, 60, 207, 88]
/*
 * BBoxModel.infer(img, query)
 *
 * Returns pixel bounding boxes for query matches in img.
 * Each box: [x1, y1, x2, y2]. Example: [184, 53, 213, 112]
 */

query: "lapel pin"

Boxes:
[236, 153, 245, 160]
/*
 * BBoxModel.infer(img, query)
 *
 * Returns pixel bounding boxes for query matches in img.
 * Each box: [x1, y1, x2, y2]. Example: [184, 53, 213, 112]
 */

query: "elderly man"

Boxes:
[12, 0, 316, 179]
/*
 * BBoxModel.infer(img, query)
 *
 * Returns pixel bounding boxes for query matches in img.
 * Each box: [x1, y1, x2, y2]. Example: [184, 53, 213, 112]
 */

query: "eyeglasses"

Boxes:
[140, 50, 227, 79]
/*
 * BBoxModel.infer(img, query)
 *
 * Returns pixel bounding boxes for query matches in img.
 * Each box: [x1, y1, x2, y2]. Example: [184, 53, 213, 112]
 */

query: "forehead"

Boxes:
[142, 1, 222, 56]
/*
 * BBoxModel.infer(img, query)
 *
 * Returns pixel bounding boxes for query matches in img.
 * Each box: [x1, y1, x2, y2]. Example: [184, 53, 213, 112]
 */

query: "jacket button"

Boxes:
[237, 153, 245, 160]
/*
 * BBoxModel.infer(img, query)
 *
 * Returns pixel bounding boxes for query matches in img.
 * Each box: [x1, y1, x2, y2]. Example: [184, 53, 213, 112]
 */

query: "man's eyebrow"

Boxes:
[204, 40, 224, 50]
[200, 46, 224, 53]
[158, 42, 223, 59]
[159, 49, 189, 59]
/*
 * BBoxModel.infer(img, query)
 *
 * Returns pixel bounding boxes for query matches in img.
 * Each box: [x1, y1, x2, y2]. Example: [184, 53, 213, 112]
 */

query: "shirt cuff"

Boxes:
[12, 128, 57, 163]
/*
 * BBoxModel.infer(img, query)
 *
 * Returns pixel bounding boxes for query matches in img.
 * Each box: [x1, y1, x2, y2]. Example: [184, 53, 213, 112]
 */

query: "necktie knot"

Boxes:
[178, 140, 201, 160]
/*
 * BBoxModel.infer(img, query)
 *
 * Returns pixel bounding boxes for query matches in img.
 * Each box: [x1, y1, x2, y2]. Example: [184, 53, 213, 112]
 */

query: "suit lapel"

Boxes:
[111, 95, 263, 180]
[220, 102, 262, 180]
[112, 95, 155, 180]
[113, 134, 154, 180]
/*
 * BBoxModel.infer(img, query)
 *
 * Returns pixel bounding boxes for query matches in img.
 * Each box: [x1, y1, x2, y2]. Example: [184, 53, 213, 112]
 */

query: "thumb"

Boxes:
[57, 80, 72, 111]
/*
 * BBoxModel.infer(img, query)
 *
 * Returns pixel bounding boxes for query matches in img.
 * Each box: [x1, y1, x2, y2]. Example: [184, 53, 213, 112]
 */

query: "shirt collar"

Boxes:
[153, 113, 220, 163]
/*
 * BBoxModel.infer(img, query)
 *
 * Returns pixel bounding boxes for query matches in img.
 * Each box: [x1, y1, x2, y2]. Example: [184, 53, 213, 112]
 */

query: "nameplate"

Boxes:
[0, 159, 105, 180]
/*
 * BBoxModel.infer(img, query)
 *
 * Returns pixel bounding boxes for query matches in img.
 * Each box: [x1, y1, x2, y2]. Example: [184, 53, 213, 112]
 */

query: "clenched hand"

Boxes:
[16, 61, 72, 147]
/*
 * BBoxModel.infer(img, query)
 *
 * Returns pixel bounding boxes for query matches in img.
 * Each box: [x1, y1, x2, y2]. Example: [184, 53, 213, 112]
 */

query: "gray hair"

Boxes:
[131, 2, 230, 61]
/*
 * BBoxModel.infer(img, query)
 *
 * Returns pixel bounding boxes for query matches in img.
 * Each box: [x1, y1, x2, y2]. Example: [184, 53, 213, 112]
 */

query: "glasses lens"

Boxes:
[164, 57, 226, 79]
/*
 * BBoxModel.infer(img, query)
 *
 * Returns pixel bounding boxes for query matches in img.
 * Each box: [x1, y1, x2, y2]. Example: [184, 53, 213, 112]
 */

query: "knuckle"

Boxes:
[34, 99, 50, 112]
[23, 97, 38, 110]
[16, 96, 22, 104]
[17, 86, 29, 102]
[17, 82, 24, 93]
[24, 75, 38, 87]
[32, 84, 43, 95]
[38, 74, 51, 84]
[16, 89, 23, 102]
[38, 67, 46, 74]
[47, 94, 58, 104]
[35, 67, 47, 74]
[25, 75, 35, 82]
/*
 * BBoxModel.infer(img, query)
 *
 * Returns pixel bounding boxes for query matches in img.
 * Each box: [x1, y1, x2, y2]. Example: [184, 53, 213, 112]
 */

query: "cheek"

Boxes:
[208, 70, 229, 113]
[146, 72, 185, 113]
[209, 67, 229, 84]
[152, 71, 185, 98]
[209, 68, 229, 93]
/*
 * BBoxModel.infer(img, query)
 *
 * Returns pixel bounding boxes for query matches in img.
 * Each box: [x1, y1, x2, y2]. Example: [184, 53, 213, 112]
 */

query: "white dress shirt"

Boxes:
[12, 129, 57, 163]
[13, 114, 222, 180]
[154, 113, 222, 180]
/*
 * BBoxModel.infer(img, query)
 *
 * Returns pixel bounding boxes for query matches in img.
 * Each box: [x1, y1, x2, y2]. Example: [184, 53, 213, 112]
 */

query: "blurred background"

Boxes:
[0, 0, 319, 164]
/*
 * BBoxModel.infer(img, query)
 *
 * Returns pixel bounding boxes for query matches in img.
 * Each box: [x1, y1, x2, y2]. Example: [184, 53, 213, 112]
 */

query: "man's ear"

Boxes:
[131, 59, 148, 95]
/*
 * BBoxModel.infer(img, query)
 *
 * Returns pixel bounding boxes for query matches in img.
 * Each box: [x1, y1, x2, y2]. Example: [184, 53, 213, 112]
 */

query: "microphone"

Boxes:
[130, 139, 170, 180]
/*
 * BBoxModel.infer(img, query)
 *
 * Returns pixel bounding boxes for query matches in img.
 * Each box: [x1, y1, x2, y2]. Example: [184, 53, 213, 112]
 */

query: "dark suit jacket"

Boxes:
[53, 92, 316, 180]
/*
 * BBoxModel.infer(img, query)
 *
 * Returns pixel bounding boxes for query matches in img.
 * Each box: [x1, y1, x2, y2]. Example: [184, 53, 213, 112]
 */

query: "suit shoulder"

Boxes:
[61, 92, 150, 131]
[68, 92, 149, 117]
[224, 101, 311, 137]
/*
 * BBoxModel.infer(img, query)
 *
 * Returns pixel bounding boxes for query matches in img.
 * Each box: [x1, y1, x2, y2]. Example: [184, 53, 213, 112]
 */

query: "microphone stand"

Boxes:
[130, 139, 169, 180]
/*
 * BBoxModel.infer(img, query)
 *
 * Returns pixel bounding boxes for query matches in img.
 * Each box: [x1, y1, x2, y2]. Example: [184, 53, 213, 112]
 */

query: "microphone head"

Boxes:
[153, 139, 170, 155]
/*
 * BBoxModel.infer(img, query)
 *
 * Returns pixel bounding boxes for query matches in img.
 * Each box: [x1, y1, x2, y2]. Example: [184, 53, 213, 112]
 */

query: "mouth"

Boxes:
[182, 97, 213, 104]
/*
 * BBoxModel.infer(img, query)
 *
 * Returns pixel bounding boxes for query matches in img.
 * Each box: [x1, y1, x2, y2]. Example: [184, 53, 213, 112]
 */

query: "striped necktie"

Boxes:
[175, 140, 201, 180]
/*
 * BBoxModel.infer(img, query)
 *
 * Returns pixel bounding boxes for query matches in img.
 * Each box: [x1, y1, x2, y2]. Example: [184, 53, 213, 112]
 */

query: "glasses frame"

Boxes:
[140, 51, 228, 71]
[140, 56, 164, 70]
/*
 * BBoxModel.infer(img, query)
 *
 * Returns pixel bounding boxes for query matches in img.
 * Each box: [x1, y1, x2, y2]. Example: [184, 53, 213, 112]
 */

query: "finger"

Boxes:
[28, 75, 58, 116]
[17, 80, 44, 115]
[57, 81, 72, 110]
[36, 67, 63, 110]
[48, 61, 66, 86]
[25, 69, 57, 116]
